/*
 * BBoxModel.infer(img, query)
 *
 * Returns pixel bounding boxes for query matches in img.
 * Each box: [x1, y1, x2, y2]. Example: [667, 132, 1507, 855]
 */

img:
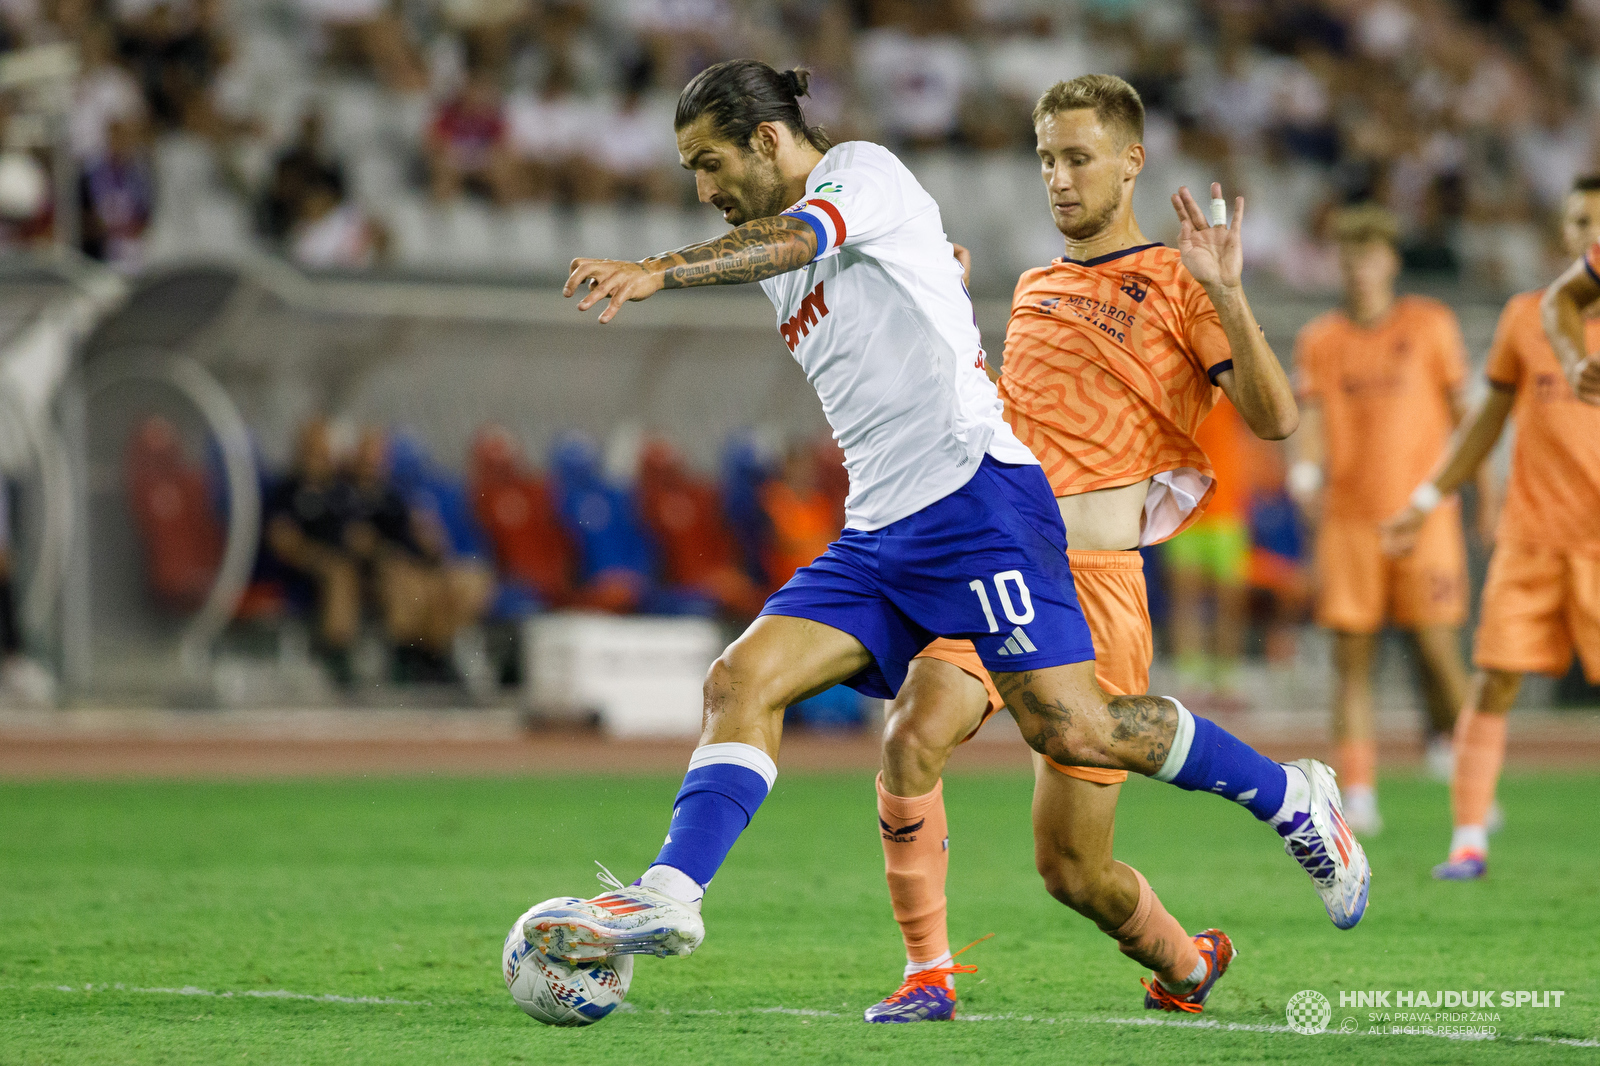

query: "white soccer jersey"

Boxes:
[762, 140, 1037, 531]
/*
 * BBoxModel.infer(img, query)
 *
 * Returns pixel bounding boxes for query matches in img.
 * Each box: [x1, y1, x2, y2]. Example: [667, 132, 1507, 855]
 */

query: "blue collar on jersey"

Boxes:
[1057, 242, 1165, 268]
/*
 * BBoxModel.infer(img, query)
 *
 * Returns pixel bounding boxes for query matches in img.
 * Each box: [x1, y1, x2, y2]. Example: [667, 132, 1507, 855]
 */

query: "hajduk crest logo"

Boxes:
[1286, 989, 1332, 1035]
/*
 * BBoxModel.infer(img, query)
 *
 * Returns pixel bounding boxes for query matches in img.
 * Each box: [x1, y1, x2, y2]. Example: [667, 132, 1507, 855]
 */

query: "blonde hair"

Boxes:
[1332, 203, 1399, 246]
[1033, 74, 1145, 145]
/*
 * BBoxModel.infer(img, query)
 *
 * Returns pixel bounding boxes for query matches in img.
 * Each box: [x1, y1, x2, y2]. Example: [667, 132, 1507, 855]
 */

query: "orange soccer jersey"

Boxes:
[1293, 296, 1468, 521]
[999, 243, 1233, 542]
[1484, 291, 1600, 552]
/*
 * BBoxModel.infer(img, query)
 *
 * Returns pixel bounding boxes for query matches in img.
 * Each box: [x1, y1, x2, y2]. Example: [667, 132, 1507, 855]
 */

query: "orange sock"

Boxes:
[1110, 865, 1202, 986]
[1451, 707, 1506, 839]
[877, 773, 950, 965]
[1336, 738, 1377, 790]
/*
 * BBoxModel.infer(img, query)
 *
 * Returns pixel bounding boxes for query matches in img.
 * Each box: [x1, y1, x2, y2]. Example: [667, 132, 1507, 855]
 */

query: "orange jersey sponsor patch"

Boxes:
[998, 244, 1231, 516]
[1485, 290, 1600, 551]
[1293, 296, 1467, 522]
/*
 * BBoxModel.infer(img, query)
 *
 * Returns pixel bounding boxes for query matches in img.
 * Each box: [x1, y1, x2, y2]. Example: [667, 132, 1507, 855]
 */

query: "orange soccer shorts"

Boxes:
[915, 549, 1151, 784]
[1474, 541, 1600, 681]
[1313, 504, 1467, 634]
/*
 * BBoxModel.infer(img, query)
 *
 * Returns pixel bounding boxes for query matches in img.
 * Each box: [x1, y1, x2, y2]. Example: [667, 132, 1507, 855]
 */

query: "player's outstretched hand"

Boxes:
[1380, 505, 1426, 558]
[1173, 182, 1244, 289]
[564, 257, 664, 323]
[1569, 356, 1600, 405]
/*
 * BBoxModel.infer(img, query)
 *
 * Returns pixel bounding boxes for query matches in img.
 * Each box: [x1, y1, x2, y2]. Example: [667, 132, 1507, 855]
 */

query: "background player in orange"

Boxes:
[1290, 205, 1483, 835]
[864, 74, 1304, 1023]
[1385, 175, 1600, 880]
[1164, 401, 1252, 704]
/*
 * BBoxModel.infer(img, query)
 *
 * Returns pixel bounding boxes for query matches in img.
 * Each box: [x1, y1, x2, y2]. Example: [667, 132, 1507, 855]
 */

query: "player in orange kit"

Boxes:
[1165, 401, 1253, 702]
[1383, 175, 1600, 880]
[864, 74, 1314, 1023]
[1290, 205, 1482, 835]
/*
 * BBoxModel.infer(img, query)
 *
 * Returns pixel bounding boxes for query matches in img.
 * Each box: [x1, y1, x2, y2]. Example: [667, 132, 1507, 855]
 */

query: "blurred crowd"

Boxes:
[0, 0, 1594, 285]
[121, 413, 854, 691]
[113, 407, 1312, 702]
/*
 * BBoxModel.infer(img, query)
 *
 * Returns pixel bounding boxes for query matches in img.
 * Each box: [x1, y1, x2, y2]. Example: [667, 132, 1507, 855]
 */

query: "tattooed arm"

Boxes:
[563, 215, 818, 324]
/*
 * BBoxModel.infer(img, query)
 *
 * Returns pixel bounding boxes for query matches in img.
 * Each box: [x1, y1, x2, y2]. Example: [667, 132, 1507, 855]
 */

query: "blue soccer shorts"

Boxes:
[759, 456, 1096, 699]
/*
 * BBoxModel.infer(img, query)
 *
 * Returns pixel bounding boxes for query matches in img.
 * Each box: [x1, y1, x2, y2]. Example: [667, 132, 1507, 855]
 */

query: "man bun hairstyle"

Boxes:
[675, 59, 832, 153]
[1033, 73, 1145, 146]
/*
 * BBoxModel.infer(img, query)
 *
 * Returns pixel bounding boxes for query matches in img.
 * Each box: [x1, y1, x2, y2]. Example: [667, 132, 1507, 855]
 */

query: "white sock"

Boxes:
[1158, 953, 1209, 995]
[904, 951, 952, 978]
[1450, 825, 1488, 857]
[639, 864, 705, 908]
[1151, 700, 1195, 783]
[1269, 763, 1310, 829]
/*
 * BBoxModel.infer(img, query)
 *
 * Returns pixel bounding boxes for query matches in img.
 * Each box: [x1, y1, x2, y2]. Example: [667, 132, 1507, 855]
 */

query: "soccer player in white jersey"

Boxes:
[524, 60, 1368, 975]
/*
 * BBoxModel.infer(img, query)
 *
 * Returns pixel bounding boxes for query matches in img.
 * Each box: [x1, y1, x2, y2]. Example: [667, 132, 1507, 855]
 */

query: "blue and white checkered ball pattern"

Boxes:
[1285, 989, 1332, 1034]
[503, 900, 633, 1026]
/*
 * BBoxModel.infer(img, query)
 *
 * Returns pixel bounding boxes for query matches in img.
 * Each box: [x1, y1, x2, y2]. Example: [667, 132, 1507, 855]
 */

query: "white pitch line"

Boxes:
[40, 986, 1599, 1048]
[47, 983, 430, 1006]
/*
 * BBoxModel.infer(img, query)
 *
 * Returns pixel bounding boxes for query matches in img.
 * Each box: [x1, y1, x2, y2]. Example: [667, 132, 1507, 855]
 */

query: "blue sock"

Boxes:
[648, 742, 776, 889]
[1153, 701, 1289, 824]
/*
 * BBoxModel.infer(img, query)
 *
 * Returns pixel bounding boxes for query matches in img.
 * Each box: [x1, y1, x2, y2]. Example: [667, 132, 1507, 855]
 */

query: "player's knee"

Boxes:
[1034, 845, 1111, 916]
[703, 647, 785, 719]
[880, 708, 959, 792]
[1015, 717, 1107, 768]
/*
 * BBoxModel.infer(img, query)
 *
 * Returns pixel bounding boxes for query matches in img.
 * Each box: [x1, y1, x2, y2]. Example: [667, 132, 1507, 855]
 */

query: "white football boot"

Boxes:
[1279, 759, 1371, 930]
[524, 863, 705, 962]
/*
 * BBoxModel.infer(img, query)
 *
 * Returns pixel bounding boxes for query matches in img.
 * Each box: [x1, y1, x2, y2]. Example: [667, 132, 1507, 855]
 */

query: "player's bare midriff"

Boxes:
[1056, 478, 1149, 551]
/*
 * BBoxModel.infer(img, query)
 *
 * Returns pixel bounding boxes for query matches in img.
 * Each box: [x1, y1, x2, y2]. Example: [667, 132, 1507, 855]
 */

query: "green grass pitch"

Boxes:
[2, 770, 1596, 1064]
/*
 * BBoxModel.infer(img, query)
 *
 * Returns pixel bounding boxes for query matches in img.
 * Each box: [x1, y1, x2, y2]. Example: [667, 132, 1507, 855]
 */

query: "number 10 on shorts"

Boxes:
[969, 571, 1035, 633]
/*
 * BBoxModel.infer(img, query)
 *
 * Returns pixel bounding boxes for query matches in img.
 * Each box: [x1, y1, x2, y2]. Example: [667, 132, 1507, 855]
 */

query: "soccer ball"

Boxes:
[503, 899, 633, 1026]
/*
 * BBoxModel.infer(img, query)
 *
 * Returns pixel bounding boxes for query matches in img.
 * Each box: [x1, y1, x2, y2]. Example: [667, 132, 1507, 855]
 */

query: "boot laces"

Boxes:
[593, 861, 625, 891]
[885, 934, 994, 1003]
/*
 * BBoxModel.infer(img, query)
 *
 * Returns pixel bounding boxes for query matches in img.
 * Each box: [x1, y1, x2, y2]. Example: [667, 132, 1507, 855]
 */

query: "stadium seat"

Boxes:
[469, 425, 579, 612]
[550, 432, 656, 613]
[124, 417, 226, 612]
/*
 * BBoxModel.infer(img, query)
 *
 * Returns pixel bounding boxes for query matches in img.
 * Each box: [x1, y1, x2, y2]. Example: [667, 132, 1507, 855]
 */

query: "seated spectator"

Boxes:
[259, 108, 345, 243]
[437, 0, 533, 77]
[550, 432, 653, 613]
[506, 62, 596, 203]
[857, 0, 975, 149]
[469, 425, 580, 608]
[289, 175, 386, 269]
[758, 440, 842, 590]
[264, 418, 361, 677]
[427, 69, 520, 205]
[296, 0, 426, 92]
[584, 65, 677, 204]
[79, 117, 153, 272]
[71, 22, 146, 164]
[636, 437, 766, 619]
[124, 415, 225, 611]
[349, 429, 489, 682]
[114, 0, 194, 132]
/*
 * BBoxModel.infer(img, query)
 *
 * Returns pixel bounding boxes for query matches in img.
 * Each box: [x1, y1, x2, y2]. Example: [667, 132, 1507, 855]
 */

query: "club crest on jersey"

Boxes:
[1120, 273, 1151, 303]
[780, 280, 830, 352]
